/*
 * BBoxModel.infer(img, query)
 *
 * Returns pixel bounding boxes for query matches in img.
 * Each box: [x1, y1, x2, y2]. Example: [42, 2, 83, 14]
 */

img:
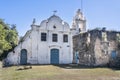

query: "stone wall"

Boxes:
[73, 29, 120, 67]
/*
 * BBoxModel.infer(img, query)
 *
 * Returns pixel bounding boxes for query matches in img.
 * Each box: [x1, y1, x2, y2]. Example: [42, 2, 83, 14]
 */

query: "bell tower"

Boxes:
[72, 9, 86, 35]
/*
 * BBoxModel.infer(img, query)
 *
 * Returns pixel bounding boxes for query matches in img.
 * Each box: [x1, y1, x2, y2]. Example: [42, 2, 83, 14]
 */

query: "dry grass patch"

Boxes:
[1, 65, 120, 80]
[0, 61, 2, 80]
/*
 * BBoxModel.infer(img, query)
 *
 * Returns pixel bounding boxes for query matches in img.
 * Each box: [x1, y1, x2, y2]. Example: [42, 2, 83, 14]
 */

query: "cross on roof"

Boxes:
[53, 10, 57, 15]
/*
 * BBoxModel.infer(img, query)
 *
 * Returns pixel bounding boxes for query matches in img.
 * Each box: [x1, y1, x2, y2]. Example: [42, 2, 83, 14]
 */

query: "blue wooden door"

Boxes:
[20, 49, 27, 65]
[51, 49, 59, 64]
[75, 51, 79, 64]
[111, 51, 117, 59]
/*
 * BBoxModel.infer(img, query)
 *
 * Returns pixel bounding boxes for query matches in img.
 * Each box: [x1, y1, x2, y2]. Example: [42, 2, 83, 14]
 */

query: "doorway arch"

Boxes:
[50, 49, 59, 64]
[20, 49, 27, 65]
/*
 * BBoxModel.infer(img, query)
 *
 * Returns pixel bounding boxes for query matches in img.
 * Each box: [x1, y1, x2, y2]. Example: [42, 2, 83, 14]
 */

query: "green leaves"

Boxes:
[0, 19, 18, 58]
[6, 29, 18, 47]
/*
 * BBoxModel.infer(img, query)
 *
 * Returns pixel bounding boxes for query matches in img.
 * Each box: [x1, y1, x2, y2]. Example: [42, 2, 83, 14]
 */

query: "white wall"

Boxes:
[7, 15, 73, 65]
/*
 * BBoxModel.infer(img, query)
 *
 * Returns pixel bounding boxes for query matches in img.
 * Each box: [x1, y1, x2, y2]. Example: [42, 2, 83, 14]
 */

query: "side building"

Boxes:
[71, 9, 120, 67]
[73, 29, 120, 67]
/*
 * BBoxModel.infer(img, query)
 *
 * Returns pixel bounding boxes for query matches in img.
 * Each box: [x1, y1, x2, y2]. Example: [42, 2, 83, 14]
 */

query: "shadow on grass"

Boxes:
[52, 64, 104, 69]
[109, 66, 120, 70]
[52, 64, 120, 70]
[2, 63, 120, 71]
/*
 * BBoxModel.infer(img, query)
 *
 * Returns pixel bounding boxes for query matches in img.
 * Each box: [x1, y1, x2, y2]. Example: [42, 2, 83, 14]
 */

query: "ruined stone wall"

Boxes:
[73, 30, 97, 66]
[73, 29, 120, 67]
[107, 31, 120, 67]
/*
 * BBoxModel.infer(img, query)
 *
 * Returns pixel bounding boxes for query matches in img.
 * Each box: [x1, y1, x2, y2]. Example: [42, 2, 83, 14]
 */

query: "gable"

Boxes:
[39, 15, 70, 32]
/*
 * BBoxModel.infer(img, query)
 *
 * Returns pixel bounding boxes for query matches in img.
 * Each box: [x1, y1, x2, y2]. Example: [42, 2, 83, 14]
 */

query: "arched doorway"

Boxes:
[20, 49, 27, 65]
[50, 49, 59, 64]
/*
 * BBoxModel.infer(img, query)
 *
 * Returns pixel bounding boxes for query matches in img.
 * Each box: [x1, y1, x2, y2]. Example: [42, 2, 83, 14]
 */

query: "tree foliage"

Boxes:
[0, 19, 18, 59]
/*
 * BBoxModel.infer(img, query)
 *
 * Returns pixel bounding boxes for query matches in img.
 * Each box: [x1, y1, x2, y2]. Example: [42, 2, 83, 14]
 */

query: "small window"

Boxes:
[79, 28, 81, 32]
[53, 25, 56, 29]
[102, 32, 107, 41]
[52, 34, 57, 42]
[41, 33, 47, 41]
[63, 34, 68, 42]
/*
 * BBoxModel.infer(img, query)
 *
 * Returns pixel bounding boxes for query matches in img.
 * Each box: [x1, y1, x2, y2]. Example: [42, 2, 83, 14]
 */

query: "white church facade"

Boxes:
[6, 9, 86, 65]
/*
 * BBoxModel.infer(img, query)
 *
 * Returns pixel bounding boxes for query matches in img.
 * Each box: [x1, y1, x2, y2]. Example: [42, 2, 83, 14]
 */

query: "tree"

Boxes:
[0, 24, 11, 56]
[5, 25, 18, 47]
[0, 19, 18, 60]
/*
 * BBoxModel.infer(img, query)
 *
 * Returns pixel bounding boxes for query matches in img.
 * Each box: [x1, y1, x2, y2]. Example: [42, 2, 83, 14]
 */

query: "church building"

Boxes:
[6, 13, 74, 65]
[7, 9, 120, 67]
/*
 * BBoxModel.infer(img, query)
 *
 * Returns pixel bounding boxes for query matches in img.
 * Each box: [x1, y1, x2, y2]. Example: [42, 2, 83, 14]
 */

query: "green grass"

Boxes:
[0, 61, 2, 80]
[1, 64, 120, 80]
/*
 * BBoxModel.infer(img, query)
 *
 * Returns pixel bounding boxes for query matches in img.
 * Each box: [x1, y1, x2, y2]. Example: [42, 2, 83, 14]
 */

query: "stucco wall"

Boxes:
[7, 15, 73, 65]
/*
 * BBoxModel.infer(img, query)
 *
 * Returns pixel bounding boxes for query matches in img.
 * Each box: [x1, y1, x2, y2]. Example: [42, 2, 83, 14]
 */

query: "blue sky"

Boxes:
[0, 0, 120, 36]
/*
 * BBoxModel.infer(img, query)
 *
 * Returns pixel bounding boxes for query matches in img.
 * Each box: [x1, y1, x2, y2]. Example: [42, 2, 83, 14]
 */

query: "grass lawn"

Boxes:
[1, 64, 120, 80]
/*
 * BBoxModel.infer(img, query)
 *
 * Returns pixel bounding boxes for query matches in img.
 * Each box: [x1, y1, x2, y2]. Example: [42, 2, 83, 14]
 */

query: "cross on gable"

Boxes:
[53, 10, 57, 15]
